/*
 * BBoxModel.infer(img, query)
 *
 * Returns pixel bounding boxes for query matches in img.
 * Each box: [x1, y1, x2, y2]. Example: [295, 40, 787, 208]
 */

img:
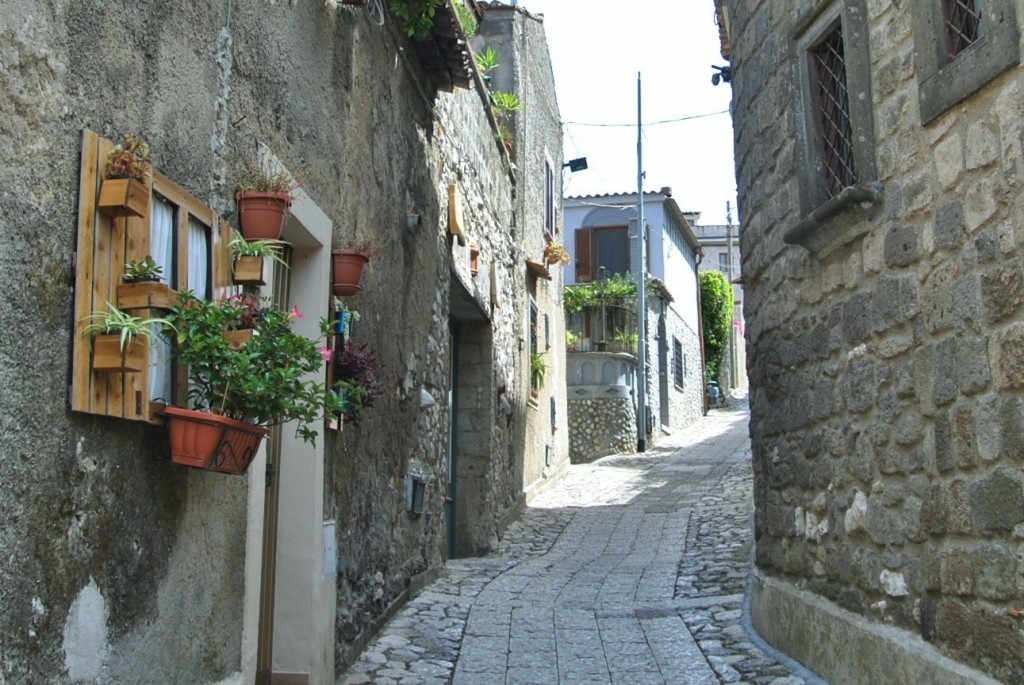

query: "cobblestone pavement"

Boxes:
[339, 400, 810, 685]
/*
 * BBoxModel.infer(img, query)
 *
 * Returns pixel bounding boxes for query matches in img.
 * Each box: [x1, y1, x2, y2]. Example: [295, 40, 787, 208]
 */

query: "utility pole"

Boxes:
[635, 72, 647, 453]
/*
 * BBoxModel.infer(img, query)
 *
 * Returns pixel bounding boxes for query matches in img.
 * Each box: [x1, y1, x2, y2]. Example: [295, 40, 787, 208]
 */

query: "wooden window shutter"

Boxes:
[72, 129, 155, 421]
[72, 129, 231, 423]
[575, 228, 593, 282]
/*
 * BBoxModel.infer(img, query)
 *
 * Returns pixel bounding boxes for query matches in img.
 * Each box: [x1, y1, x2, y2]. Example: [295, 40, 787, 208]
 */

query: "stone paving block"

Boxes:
[608, 670, 666, 685]
[339, 405, 809, 685]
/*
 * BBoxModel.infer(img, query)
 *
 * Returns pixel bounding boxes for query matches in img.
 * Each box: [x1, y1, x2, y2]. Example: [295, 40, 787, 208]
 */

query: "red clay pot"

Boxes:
[331, 250, 370, 296]
[236, 191, 291, 241]
[163, 406, 269, 475]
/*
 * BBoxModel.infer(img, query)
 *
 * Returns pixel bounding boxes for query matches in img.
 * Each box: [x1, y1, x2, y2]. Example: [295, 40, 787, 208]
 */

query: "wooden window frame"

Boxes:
[72, 129, 233, 423]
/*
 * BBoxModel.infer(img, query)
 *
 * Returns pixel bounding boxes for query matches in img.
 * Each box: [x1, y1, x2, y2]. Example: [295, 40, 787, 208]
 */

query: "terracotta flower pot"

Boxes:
[331, 250, 370, 296]
[163, 406, 269, 475]
[236, 191, 291, 241]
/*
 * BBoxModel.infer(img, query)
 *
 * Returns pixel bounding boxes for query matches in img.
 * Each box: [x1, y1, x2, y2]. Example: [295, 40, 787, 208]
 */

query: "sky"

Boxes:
[509, 0, 738, 226]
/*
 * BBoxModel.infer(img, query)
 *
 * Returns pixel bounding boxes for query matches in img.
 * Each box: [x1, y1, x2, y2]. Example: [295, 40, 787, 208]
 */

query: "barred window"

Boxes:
[789, 0, 880, 254]
[912, 0, 1019, 124]
[943, 0, 984, 59]
[809, 24, 856, 199]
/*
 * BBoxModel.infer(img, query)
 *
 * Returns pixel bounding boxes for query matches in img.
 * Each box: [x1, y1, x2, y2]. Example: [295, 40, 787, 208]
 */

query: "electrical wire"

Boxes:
[564, 109, 729, 128]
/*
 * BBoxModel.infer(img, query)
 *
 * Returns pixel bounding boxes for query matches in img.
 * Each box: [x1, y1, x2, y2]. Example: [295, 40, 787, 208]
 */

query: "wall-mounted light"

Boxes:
[711, 64, 732, 86]
[563, 157, 588, 172]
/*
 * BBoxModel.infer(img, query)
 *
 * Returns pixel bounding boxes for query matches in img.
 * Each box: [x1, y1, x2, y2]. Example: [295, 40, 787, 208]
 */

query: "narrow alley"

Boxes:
[340, 401, 810, 685]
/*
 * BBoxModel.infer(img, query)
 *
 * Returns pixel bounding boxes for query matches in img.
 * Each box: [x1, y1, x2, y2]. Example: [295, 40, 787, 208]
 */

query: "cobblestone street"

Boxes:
[339, 401, 810, 685]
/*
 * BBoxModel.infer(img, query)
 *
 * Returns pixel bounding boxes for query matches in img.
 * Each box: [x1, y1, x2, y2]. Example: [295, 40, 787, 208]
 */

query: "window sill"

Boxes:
[785, 182, 882, 258]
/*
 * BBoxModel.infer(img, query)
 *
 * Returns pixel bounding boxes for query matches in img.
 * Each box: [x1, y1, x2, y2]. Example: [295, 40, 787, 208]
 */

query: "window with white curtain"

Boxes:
[146, 187, 213, 404]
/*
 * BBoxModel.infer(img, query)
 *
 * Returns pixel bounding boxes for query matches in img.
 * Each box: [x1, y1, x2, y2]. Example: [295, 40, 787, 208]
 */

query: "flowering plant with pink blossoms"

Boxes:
[166, 291, 343, 445]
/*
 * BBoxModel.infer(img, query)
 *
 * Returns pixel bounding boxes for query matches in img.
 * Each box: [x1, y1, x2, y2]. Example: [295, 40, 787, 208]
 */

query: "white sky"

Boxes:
[511, 0, 738, 226]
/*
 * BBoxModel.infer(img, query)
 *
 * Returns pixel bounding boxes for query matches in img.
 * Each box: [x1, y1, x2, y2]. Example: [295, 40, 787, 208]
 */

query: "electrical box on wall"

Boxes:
[323, 521, 337, 578]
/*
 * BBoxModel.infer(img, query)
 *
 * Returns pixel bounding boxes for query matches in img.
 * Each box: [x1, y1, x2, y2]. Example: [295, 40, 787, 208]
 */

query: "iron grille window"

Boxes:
[810, 25, 856, 199]
[943, 0, 983, 59]
[672, 338, 684, 388]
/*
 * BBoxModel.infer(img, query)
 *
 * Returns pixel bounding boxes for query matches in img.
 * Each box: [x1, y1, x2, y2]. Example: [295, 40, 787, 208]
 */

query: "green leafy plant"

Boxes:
[229, 231, 289, 267]
[475, 46, 500, 75]
[82, 303, 170, 350]
[700, 270, 734, 384]
[389, 0, 445, 39]
[563, 273, 640, 312]
[454, 0, 477, 36]
[106, 134, 151, 180]
[491, 90, 521, 113]
[123, 256, 163, 282]
[530, 351, 547, 389]
[165, 291, 343, 445]
[566, 329, 579, 351]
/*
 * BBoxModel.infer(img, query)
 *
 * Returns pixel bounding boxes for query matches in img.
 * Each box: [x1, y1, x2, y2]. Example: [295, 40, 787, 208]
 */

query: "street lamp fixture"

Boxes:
[563, 157, 588, 172]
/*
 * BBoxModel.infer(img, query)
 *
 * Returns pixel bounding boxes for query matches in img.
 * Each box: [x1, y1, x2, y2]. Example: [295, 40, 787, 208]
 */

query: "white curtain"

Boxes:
[150, 196, 174, 286]
[187, 219, 210, 297]
[148, 196, 175, 403]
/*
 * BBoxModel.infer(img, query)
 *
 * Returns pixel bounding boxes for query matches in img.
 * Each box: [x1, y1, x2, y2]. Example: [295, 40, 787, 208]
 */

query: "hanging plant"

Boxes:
[98, 133, 152, 218]
[333, 341, 384, 424]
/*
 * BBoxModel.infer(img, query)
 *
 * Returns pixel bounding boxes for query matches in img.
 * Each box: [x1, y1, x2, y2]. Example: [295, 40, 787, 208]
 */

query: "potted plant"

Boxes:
[530, 350, 547, 397]
[235, 164, 297, 241]
[332, 341, 383, 424]
[331, 240, 381, 296]
[229, 231, 288, 286]
[123, 256, 163, 282]
[81, 303, 169, 373]
[98, 134, 151, 218]
[117, 255, 178, 310]
[543, 242, 570, 266]
[162, 291, 343, 474]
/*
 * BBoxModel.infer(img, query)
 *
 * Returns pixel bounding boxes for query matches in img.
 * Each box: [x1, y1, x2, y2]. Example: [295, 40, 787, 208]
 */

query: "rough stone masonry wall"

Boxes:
[727, 0, 1024, 682]
[481, 7, 571, 497]
[567, 397, 637, 463]
[0, 1, 532, 682]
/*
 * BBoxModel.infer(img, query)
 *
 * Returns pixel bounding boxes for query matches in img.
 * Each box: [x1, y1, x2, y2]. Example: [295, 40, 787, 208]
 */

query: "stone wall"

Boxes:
[479, 6, 570, 500]
[0, 1, 561, 682]
[566, 396, 637, 464]
[650, 298, 705, 434]
[726, 0, 1024, 682]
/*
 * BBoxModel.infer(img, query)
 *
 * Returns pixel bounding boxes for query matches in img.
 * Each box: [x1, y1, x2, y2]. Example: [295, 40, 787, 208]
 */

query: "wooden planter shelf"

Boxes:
[233, 256, 266, 286]
[92, 335, 147, 373]
[117, 281, 177, 311]
[98, 177, 149, 218]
